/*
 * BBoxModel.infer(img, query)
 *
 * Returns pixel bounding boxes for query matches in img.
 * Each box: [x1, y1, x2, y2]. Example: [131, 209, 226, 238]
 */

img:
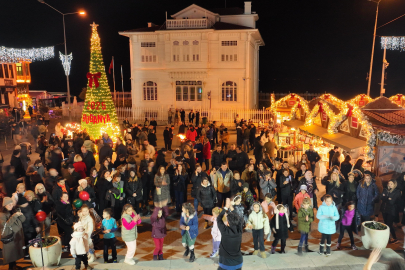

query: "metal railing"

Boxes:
[166, 18, 212, 29]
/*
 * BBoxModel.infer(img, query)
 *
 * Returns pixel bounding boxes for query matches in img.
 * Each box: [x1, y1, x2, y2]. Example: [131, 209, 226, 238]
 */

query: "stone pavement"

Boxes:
[30, 248, 402, 270]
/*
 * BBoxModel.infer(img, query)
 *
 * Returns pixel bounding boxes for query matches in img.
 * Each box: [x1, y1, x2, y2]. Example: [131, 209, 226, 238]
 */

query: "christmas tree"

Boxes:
[81, 22, 120, 140]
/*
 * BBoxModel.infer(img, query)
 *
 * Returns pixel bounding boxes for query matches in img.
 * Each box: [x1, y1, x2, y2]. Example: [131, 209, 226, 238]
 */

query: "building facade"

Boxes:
[119, 1, 264, 110]
[0, 62, 18, 113]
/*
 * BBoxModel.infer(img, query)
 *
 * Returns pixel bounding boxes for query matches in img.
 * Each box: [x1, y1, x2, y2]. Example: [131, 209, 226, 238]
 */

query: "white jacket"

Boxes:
[247, 210, 270, 235]
[79, 214, 94, 239]
[203, 215, 221, 242]
[70, 232, 89, 256]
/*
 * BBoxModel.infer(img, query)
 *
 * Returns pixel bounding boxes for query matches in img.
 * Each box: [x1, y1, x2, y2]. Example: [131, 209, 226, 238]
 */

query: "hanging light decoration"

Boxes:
[59, 52, 73, 76]
[381, 36, 405, 51]
[0, 46, 54, 63]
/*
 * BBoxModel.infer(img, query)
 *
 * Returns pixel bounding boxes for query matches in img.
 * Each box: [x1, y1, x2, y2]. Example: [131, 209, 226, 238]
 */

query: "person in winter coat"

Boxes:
[101, 208, 118, 263]
[77, 204, 96, 263]
[340, 155, 352, 180]
[214, 162, 233, 207]
[121, 204, 141, 265]
[230, 171, 244, 197]
[180, 202, 199, 262]
[270, 204, 294, 254]
[70, 221, 91, 270]
[259, 171, 277, 201]
[99, 143, 113, 166]
[35, 183, 54, 236]
[202, 138, 211, 170]
[0, 197, 26, 270]
[202, 207, 223, 258]
[322, 172, 343, 207]
[380, 180, 401, 244]
[352, 169, 363, 183]
[56, 192, 75, 251]
[279, 169, 294, 219]
[342, 172, 358, 205]
[142, 161, 156, 216]
[356, 174, 379, 223]
[151, 206, 169, 260]
[186, 126, 197, 142]
[242, 182, 254, 210]
[234, 146, 250, 174]
[148, 129, 157, 147]
[24, 190, 42, 214]
[197, 177, 217, 229]
[52, 177, 70, 203]
[26, 160, 46, 190]
[80, 146, 96, 177]
[75, 179, 96, 209]
[191, 165, 208, 211]
[154, 166, 171, 208]
[173, 164, 188, 213]
[96, 170, 114, 216]
[17, 196, 40, 257]
[297, 198, 314, 254]
[155, 148, 168, 172]
[294, 185, 311, 212]
[316, 195, 339, 256]
[336, 201, 361, 250]
[247, 201, 270, 258]
[242, 163, 259, 198]
[125, 169, 143, 214]
[211, 145, 225, 168]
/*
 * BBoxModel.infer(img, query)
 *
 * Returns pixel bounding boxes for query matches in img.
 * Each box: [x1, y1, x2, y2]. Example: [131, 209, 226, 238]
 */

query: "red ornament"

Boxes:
[346, 105, 353, 117]
[79, 191, 90, 201]
[324, 94, 330, 100]
[86, 72, 101, 88]
[360, 94, 365, 101]
[290, 94, 295, 98]
[397, 94, 403, 101]
[297, 102, 302, 109]
[35, 211, 47, 222]
[318, 102, 324, 113]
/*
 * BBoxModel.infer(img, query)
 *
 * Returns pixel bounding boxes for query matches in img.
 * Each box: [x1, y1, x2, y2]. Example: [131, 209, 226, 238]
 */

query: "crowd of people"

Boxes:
[0, 114, 404, 270]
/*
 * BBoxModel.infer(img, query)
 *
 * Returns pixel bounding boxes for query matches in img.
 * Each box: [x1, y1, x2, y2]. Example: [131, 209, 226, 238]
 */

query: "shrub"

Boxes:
[364, 222, 387, 230]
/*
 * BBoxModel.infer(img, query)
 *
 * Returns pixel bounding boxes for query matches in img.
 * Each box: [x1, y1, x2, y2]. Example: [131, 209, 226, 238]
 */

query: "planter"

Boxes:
[29, 236, 62, 267]
[361, 221, 390, 249]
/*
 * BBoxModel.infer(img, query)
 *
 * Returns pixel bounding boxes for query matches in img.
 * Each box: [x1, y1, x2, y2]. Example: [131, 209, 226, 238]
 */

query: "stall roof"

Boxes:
[283, 120, 366, 152]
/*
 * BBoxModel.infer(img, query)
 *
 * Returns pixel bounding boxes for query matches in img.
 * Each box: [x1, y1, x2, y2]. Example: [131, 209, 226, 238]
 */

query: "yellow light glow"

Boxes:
[79, 11, 86, 15]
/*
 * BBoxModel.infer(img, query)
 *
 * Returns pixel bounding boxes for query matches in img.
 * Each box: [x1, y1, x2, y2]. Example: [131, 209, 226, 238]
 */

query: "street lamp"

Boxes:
[366, 0, 381, 97]
[38, 0, 85, 121]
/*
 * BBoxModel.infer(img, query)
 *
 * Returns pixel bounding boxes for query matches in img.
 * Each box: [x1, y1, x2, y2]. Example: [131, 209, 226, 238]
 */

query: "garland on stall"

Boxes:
[304, 101, 335, 127]
[377, 131, 405, 145]
[270, 93, 309, 115]
[346, 94, 373, 107]
[388, 94, 404, 107]
[290, 98, 310, 120]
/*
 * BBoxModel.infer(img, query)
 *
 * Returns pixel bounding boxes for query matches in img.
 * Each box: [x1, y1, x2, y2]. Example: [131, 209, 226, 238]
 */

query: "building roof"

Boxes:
[362, 96, 402, 110]
[372, 125, 405, 136]
[212, 21, 253, 30]
[121, 25, 163, 33]
[212, 7, 244, 15]
[362, 110, 405, 126]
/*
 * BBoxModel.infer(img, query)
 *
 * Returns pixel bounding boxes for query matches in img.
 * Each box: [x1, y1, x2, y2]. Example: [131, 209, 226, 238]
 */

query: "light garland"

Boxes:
[100, 122, 121, 145]
[388, 94, 404, 107]
[59, 52, 73, 76]
[270, 93, 309, 117]
[346, 94, 373, 107]
[64, 123, 83, 138]
[377, 131, 405, 145]
[0, 46, 54, 63]
[381, 36, 405, 51]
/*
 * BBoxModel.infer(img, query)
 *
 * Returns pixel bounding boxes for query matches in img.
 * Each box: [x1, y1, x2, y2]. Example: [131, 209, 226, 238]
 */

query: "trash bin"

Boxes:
[202, 117, 207, 125]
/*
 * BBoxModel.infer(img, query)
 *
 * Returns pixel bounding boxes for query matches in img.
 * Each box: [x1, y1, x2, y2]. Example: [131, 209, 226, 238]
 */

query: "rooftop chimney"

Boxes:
[244, 1, 252, 15]
[147, 22, 155, 27]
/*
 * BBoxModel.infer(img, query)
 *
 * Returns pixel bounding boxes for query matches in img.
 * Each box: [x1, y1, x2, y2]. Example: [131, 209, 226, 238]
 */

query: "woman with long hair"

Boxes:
[0, 197, 25, 270]
[322, 172, 343, 207]
[352, 158, 364, 174]
[35, 183, 54, 236]
[154, 166, 171, 208]
[356, 174, 379, 223]
[297, 154, 311, 171]
[380, 180, 401, 244]
[173, 164, 188, 213]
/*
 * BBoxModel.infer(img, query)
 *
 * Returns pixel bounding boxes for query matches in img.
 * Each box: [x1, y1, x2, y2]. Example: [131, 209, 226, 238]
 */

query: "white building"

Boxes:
[119, 1, 264, 111]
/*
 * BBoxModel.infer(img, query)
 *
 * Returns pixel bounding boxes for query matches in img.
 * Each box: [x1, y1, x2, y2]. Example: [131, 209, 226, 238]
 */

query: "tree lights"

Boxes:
[100, 122, 121, 145]
[81, 22, 120, 140]
[0, 46, 54, 63]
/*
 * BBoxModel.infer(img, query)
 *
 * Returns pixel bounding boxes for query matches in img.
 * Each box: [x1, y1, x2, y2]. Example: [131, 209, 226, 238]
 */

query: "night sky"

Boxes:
[2, 0, 405, 100]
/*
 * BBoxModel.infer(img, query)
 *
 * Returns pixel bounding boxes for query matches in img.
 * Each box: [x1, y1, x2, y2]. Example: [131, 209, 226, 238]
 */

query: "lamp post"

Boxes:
[366, 0, 381, 97]
[38, 0, 85, 121]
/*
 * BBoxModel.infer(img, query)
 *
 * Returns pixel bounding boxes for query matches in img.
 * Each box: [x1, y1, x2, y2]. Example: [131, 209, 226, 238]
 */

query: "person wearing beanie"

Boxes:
[294, 185, 311, 212]
[0, 197, 26, 270]
[242, 182, 254, 210]
[18, 195, 40, 259]
[70, 221, 93, 270]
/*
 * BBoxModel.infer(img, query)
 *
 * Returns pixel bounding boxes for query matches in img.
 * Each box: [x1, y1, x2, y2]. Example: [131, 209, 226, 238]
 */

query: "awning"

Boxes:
[283, 120, 366, 152]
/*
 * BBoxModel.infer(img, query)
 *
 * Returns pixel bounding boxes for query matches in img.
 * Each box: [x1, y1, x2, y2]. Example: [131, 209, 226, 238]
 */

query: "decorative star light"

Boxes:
[0, 46, 54, 63]
[381, 36, 405, 51]
[59, 52, 73, 76]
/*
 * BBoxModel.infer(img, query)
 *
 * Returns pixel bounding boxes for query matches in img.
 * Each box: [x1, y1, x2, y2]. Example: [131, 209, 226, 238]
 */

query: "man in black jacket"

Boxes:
[49, 148, 63, 175]
[305, 144, 321, 173]
[116, 138, 127, 158]
[234, 146, 249, 174]
[188, 110, 194, 124]
[150, 118, 157, 132]
[328, 146, 338, 169]
[211, 145, 225, 168]
[217, 198, 243, 269]
[139, 152, 153, 176]
[66, 164, 81, 198]
[99, 143, 113, 164]
[73, 134, 84, 154]
[80, 146, 96, 176]
[163, 126, 173, 151]
[191, 165, 208, 211]
[155, 148, 168, 169]
[45, 168, 59, 193]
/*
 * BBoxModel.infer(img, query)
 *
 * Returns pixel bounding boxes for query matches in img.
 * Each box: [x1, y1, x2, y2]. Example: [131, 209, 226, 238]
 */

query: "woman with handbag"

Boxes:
[56, 192, 75, 252]
[173, 164, 188, 213]
[125, 169, 143, 214]
[154, 166, 170, 208]
[0, 197, 25, 270]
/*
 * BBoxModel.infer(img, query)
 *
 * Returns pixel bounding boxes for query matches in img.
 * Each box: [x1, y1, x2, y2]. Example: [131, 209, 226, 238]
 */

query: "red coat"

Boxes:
[186, 129, 197, 142]
[73, 162, 87, 179]
[203, 142, 211, 159]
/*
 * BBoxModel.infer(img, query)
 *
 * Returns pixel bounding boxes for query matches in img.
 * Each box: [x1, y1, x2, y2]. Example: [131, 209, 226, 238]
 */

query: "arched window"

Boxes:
[183, 41, 190, 61]
[173, 41, 179, 62]
[143, 81, 157, 101]
[222, 81, 237, 101]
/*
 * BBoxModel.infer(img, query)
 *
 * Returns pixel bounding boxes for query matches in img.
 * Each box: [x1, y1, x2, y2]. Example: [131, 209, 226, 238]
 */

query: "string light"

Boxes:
[381, 36, 405, 51]
[346, 94, 373, 107]
[270, 93, 310, 117]
[388, 94, 404, 107]
[59, 52, 73, 76]
[100, 122, 121, 146]
[81, 22, 121, 140]
[64, 123, 83, 138]
[0, 46, 54, 63]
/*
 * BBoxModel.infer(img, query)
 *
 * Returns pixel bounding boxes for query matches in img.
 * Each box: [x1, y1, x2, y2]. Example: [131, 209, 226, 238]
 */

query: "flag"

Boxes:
[108, 57, 114, 74]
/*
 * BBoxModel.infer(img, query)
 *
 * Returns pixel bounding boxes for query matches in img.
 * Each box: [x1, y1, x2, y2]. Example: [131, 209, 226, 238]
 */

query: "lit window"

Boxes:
[141, 42, 157, 63]
[221, 81, 237, 101]
[175, 81, 203, 101]
[221, 41, 238, 62]
[143, 81, 157, 101]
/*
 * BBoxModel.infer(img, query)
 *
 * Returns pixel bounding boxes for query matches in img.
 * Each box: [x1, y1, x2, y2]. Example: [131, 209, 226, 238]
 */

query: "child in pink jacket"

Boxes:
[203, 207, 223, 258]
[294, 185, 311, 212]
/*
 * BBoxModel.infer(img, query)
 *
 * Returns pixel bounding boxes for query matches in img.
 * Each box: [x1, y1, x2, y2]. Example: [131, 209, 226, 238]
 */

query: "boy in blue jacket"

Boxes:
[317, 194, 339, 256]
[180, 202, 199, 262]
[102, 208, 118, 263]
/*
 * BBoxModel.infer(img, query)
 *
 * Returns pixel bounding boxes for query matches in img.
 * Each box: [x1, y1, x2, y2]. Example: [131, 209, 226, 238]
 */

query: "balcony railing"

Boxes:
[166, 18, 212, 29]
